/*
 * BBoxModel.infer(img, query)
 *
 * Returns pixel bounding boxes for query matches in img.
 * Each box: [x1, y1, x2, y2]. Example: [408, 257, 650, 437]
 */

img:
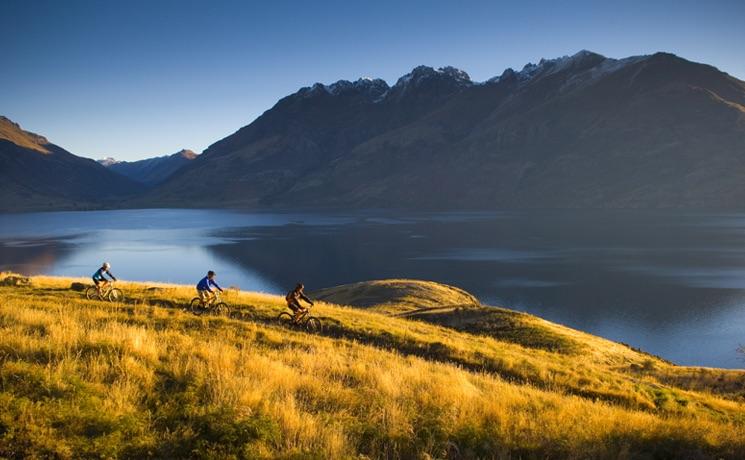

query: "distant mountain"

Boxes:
[0, 116, 138, 211]
[145, 51, 745, 209]
[100, 149, 197, 186]
[98, 157, 120, 167]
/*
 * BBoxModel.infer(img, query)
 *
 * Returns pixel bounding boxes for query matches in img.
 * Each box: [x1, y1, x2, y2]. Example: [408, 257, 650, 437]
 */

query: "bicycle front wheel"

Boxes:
[305, 317, 322, 333]
[108, 288, 124, 303]
[85, 286, 99, 300]
[190, 298, 205, 315]
[213, 302, 230, 316]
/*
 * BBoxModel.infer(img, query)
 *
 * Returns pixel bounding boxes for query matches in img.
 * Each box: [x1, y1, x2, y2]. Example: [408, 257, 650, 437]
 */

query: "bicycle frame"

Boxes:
[97, 281, 114, 295]
[292, 307, 312, 323]
[201, 291, 221, 307]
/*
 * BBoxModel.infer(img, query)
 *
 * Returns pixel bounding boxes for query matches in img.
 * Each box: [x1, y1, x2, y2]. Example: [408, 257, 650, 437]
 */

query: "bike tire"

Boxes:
[213, 302, 230, 316]
[85, 286, 99, 300]
[305, 317, 322, 333]
[190, 298, 204, 316]
[277, 312, 294, 326]
[108, 288, 124, 303]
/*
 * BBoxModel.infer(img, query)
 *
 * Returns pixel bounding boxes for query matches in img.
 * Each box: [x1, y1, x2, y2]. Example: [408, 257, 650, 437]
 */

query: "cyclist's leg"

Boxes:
[288, 300, 303, 320]
[198, 290, 210, 306]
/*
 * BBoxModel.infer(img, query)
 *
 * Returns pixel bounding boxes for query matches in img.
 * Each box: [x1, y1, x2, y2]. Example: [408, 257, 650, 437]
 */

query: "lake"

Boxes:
[1, 208, 744, 368]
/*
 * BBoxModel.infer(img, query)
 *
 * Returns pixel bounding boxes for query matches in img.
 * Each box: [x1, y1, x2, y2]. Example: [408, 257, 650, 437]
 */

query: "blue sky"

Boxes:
[2, 0, 744, 161]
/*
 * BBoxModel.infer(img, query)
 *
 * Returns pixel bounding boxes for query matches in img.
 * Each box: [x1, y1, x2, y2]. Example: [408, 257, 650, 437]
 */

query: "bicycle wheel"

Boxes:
[190, 298, 205, 316]
[108, 288, 124, 303]
[85, 286, 99, 300]
[213, 302, 230, 316]
[305, 317, 322, 333]
[277, 312, 294, 326]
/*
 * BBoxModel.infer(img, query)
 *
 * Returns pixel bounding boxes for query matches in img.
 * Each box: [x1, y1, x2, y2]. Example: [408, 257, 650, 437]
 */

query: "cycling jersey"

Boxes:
[197, 276, 222, 292]
[92, 267, 115, 281]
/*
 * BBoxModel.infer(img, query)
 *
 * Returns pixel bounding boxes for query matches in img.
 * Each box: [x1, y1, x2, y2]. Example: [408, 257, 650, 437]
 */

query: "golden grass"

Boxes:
[1, 274, 744, 459]
[312, 279, 480, 314]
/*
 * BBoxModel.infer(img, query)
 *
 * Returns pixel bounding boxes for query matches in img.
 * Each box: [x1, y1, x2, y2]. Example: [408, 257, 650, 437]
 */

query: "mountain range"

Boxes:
[98, 149, 197, 186]
[3, 50, 745, 211]
[145, 50, 745, 209]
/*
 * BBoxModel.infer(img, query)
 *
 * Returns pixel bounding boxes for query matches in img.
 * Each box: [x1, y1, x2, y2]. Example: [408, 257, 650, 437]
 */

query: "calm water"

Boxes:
[1, 208, 744, 368]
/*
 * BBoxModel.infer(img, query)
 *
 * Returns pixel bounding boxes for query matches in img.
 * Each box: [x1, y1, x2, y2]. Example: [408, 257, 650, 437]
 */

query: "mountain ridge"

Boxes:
[144, 50, 745, 210]
[100, 149, 198, 186]
[6, 50, 745, 212]
[0, 116, 139, 211]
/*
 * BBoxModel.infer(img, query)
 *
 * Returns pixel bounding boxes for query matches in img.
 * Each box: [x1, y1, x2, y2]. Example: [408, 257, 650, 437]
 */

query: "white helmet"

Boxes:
[103, 262, 111, 269]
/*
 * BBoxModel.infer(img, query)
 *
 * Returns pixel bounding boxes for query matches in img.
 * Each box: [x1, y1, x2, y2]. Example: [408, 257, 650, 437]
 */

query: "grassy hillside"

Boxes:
[1, 274, 744, 459]
[312, 279, 480, 314]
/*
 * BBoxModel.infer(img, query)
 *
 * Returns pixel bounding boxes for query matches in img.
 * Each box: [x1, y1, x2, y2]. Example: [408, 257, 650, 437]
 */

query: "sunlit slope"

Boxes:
[1, 274, 744, 458]
[312, 279, 480, 313]
[313, 279, 655, 360]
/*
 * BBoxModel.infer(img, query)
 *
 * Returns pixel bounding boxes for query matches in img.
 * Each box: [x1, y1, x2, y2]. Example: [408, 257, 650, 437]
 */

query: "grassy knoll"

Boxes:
[1, 274, 744, 459]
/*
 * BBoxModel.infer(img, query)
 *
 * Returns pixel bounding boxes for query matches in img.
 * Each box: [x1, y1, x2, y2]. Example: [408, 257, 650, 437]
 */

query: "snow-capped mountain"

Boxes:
[97, 157, 120, 167]
[142, 50, 745, 210]
[70, 50, 737, 210]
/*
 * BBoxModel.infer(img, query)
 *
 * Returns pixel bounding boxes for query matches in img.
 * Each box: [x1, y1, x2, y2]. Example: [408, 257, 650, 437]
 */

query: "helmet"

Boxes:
[103, 262, 111, 269]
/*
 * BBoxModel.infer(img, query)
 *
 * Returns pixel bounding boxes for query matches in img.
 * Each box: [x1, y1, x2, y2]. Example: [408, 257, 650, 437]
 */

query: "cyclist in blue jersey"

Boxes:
[196, 270, 223, 305]
[92, 262, 117, 295]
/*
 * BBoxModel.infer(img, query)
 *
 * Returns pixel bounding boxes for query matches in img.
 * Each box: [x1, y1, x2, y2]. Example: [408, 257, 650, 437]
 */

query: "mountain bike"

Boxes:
[189, 291, 231, 316]
[85, 281, 124, 302]
[277, 306, 322, 332]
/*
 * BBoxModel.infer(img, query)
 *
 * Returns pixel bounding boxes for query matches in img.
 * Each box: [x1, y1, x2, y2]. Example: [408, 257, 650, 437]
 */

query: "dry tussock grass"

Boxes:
[0, 274, 743, 458]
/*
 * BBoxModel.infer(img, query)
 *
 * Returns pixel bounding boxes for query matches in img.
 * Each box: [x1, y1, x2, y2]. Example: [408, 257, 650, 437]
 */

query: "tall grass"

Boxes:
[0, 275, 743, 458]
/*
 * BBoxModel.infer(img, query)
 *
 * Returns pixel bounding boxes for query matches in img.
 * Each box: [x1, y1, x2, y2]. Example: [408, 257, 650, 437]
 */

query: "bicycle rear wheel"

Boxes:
[277, 312, 294, 326]
[213, 302, 230, 316]
[305, 317, 322, 333]
[85, 286, 99, 300]
[108, 288, 124, 303]
[190, 298, 204, 315]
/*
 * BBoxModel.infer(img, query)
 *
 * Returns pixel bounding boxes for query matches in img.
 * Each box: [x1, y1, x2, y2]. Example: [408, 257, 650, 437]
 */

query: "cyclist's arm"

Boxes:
[300, 293, 314, 305]
[211, 280, 224, 292]
[106, 270, 117, 281]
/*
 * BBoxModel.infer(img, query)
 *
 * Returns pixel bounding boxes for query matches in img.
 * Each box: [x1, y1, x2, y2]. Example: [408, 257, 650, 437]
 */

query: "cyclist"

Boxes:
[92, 262, 117, 295]
[286, 283, 314, 320]
[196, 270, 223, 306]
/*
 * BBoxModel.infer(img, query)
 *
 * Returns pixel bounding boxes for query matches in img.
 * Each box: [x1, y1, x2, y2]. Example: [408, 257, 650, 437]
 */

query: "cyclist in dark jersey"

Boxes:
[92, 262, 117, 295]
[286, 283, 314, 319]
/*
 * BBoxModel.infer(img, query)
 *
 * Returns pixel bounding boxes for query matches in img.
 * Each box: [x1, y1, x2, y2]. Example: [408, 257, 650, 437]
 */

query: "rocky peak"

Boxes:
[393, 65, 472, 89]
[176, 149, 197, 160]
[298, 77, 390, 101]
[98, 157, 120, 167]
